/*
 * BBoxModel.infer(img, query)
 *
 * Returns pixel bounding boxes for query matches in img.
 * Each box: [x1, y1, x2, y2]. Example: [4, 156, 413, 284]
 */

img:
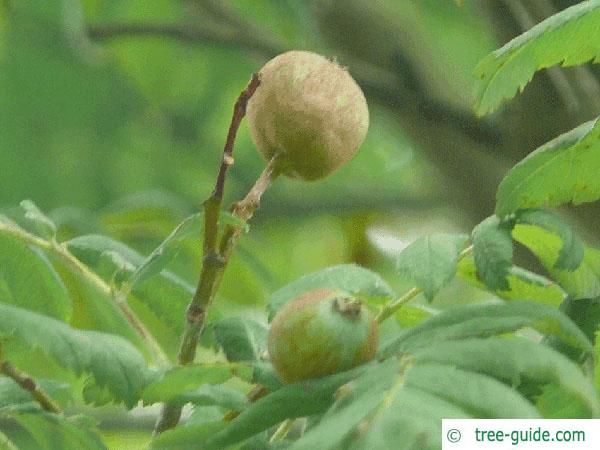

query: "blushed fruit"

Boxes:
[268, 288, 378, 384]
[247, 51, 369, 180]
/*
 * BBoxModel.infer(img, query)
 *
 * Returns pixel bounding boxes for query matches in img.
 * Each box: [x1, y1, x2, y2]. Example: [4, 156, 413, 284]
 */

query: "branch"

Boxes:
[0, 358, 62, 414]
[154, 160, 279, 435]
[87, 22, 282, 58]
[375, 245, 473, 323]
[214, 73, 261, 200]
[0, 221, 169, 366]
[219, 156, 280, 255]
[154, 76, 278, 434]
[182, 73, 262, 368]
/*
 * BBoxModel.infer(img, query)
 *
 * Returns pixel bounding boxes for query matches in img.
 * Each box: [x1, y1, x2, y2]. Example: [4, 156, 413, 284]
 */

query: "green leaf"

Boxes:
[129, 213, 202, 289]
[186, 406, 225, 426]
[66, 234, 141, 282]
[458, 258, 566, 306]
[382, 301, 592, 357]
[412, 337, 599, 417]
[201, 365, 370, 450]
[212, 317, 267, 363]
[3, 412, 107, 450]
[536, 383, 592, 418]
[151, 421, 227, 450]
[472, 216, 513, 291]
[0, 215, 17, 227]
[475, 1, 600, 115]
[287, 359, 402, 450]
[546, 296, 600, 361]
[182, 384, 248, 412]
[395, 233, 468, 301]
[516, 209, 584, 270]
[101, 190, 190, 240]
[81, 381, 115, 408]
[52, 258, 146, 352]
[559, 297, 600, 344]
[346, 387, 468, 450]
[66, 234, 194, 334]
[142, 363, 250, 404]
[296, 361, 472, 450]
[0, 302, 150, 408]
[220, 211, 250, 232]
[0, 430, 18, 450]
[48, 206, 103, 238]
[404, 363, 540, 419]
[250, 361, 283, 392]
[496, 119, 600, 217]
[513, 224, 600, 299]
[20, 200, 56, 239]
[394, 305, 434, 328]
[543, 297, 600, 364]
[99, 250, 135, 278]
[595, 325, 600, 395]
[267, 264, 394, 319]
[0, 378, 72, 413]
[0, 234, 71, 320]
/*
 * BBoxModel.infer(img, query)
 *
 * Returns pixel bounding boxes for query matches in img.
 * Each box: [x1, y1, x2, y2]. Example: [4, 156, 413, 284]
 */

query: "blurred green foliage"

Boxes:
[0, 0, 498, 302]
[0, 0, 492, 209]
[2, 1, 600, 447]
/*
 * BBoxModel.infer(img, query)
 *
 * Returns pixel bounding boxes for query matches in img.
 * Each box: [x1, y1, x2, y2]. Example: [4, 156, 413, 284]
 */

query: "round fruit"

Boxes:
[268, 288, 378, 384]
[246, 51, 369, 181]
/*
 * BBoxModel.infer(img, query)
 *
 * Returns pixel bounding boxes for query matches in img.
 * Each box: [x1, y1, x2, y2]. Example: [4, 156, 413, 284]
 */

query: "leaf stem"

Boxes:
[375, 287, 421, 324]
[269, 418, 295, 443]
[0, 221, 169, 366]
[376, 244, 473, 323]
[0, 357, 62, 414]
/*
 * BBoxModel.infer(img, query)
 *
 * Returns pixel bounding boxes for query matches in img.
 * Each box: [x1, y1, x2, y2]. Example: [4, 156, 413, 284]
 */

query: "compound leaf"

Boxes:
[0, 302, 150, 407]
[496, 119, 600, 217]
[475, 1, 600, 115]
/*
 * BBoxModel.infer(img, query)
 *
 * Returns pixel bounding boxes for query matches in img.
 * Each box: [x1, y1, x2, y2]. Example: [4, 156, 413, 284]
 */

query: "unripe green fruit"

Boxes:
[247, 51, 369, 180]
[268, 288, 378, 384]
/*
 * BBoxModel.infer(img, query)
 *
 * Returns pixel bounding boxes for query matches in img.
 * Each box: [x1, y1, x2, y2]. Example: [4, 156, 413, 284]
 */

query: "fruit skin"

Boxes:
[247, 51, 369, 181]
[268, 288, 378, 384]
